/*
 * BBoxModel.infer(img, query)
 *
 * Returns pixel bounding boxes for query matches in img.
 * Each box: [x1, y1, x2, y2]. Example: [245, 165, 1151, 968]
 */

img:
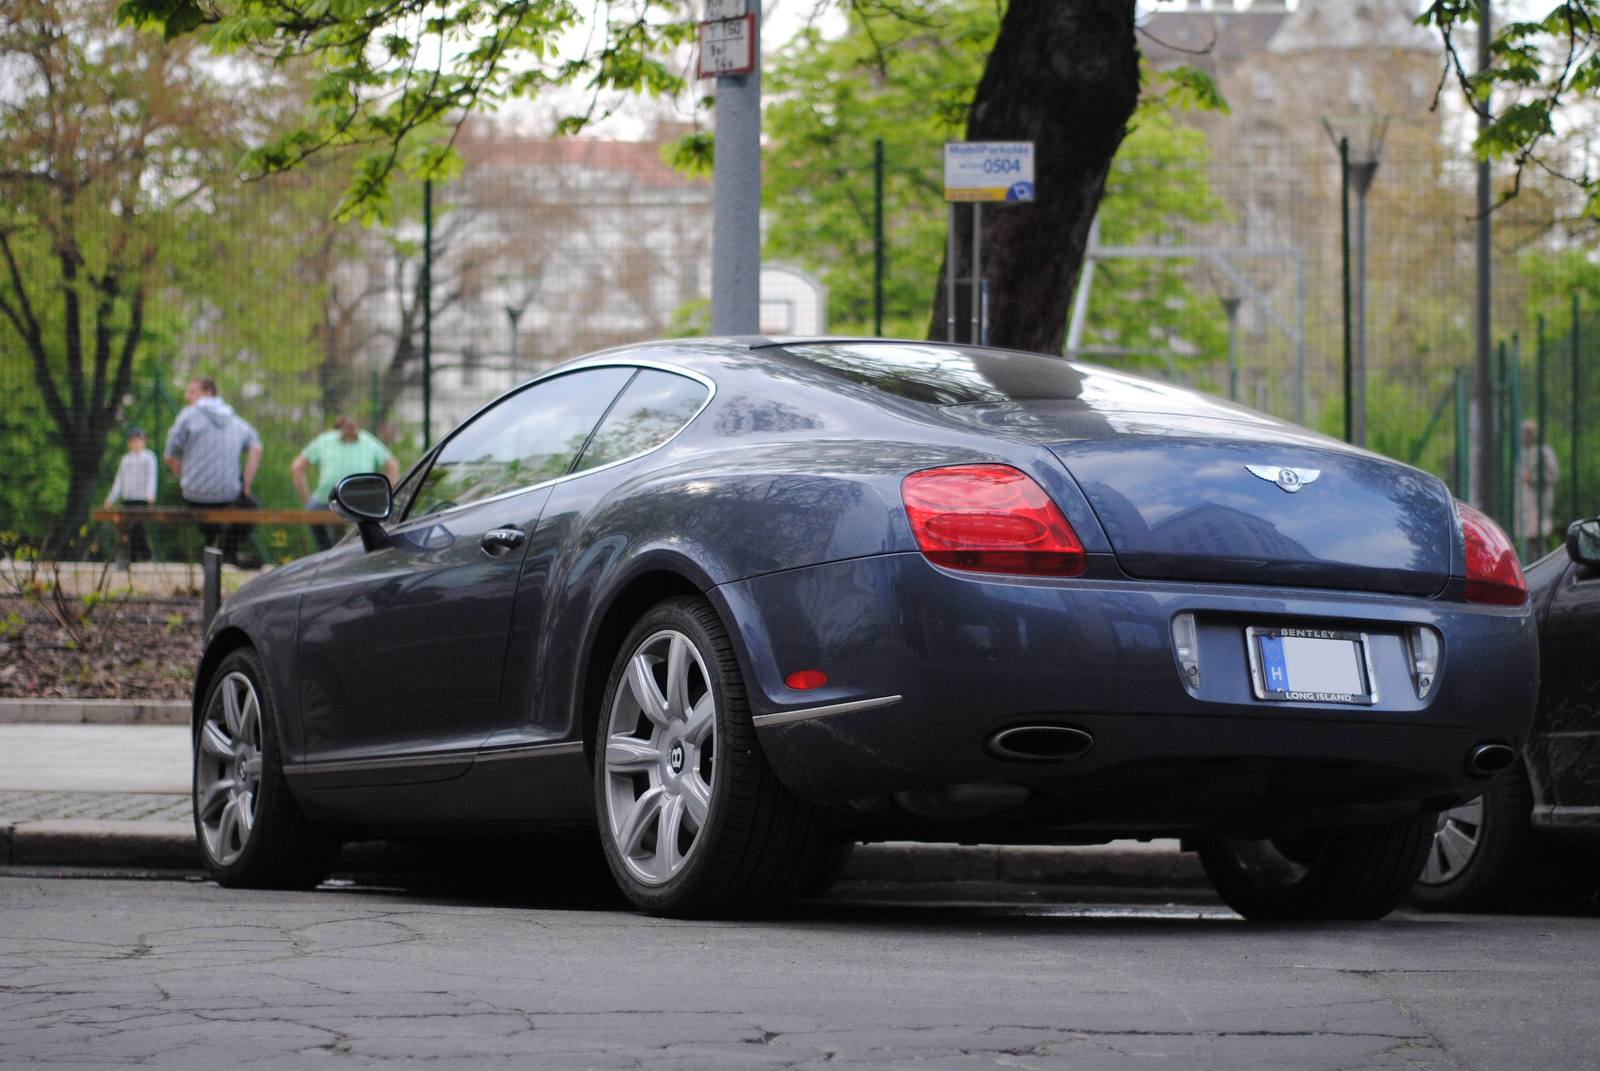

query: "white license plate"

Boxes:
[1246, 627, 1376, 705]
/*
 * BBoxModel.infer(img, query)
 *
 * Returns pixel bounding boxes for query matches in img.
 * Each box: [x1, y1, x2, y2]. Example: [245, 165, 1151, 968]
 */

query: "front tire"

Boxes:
[1410, 765, 1536, 913]
[194, 648, 342, 889]
[593, 596, 833, 917]
[1197, 815, 1433, 920]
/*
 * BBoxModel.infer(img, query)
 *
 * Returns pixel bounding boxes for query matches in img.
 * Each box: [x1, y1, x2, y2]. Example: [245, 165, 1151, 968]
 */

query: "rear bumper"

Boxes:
[715, 552, 1538, 833]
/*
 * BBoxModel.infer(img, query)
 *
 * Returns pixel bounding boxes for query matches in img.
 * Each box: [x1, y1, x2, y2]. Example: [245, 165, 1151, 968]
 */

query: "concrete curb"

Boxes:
[0, 699, 190, 725]
[1, 820, 200, 869]
[842, 842, 1207, 888]
[0, 818, 1203, 889]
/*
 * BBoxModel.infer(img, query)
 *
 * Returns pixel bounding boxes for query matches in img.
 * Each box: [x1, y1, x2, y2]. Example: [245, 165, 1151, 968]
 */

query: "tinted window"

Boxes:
[574, 369, 709, 472]
[781, 343, 1085, 405]
[408, 367, 634, 518]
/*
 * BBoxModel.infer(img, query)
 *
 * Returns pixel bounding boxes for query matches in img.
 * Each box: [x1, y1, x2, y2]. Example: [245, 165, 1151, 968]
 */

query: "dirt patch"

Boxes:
[0, 595, 200, 700]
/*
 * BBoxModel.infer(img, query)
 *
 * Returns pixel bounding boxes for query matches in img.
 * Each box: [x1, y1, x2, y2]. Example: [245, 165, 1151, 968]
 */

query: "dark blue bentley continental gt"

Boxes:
[191, 339, 1538, 919]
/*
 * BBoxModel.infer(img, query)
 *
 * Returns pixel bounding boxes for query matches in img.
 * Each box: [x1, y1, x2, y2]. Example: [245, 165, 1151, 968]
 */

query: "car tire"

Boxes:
[1410, 764, 1537, 913]
[193, 648, 343, 889]
[1197, 814, 1433, 920]
[593, 596, 834, 918]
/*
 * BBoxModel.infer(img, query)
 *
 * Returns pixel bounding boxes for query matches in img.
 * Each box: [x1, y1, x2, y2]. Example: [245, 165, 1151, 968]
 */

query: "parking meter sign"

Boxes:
[703, 0, 745, 19]
[697, 15, 755, 78]
[944, 142, 1035, 202]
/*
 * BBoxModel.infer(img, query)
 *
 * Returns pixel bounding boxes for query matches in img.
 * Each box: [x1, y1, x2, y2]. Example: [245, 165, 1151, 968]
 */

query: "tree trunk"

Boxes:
[927, 0, 1140, 355]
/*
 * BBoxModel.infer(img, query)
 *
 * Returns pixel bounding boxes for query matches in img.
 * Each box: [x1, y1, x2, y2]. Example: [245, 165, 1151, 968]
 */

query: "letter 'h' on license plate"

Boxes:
[1246, 627, 1376, 705]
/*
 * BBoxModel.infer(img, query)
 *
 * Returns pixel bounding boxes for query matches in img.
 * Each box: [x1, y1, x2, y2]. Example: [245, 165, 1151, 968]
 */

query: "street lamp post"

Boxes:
[1324, 117, 1388, 449]
[505, 304, 524, 384]
[1221, 296, 1243, 403]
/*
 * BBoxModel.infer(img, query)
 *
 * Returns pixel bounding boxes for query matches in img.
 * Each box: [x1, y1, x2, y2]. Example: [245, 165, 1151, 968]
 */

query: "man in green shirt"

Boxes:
[291, 416, 400, 550]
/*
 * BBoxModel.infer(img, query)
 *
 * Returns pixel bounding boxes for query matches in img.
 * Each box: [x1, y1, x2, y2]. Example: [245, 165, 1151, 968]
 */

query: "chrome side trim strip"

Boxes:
[474, 741, 585, 762]
[284, 740, 585, 777]
[283, 751, 475, 777]
[752, 695, 902, 728]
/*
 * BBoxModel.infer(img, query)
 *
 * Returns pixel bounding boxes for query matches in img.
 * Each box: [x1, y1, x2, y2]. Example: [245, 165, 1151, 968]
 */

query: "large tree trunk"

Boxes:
[928, 0, 1140, 354]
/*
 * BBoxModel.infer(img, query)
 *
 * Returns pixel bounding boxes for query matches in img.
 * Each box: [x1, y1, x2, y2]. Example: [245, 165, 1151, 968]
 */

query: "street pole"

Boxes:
[1350, 158, 1378, 448]
[1455, 366, 1470, 498]
[1537, 316, 1547, 551]
[1339, 137, 1353, 444]
[422, 178, 434, 450]
[709, 3, 760, 336]
[945, 205, 956, 343]
[506, 305, 523, 383]
[1221, 297, 1242, 402]
[1573, 294, 1581, 523]
[970, 203, 982, 346]
[873, 138, 885, 337]
[1474, 0, 1495, 512]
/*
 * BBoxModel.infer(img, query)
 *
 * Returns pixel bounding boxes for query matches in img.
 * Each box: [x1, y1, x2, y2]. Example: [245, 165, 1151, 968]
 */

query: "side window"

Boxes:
[573, 369, 710, 473]
[407, 366, 635, 519]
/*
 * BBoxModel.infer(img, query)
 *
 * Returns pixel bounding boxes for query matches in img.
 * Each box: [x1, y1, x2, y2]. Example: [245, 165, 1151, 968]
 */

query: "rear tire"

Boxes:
[1410, 765, 1537, 913]
[593, 596, 834, 918]
[1198, 814, 1432, 920]
[194, 648, 342, 889]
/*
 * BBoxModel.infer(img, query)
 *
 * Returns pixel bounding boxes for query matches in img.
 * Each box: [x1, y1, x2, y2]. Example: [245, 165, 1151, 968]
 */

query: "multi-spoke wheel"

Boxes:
[193, 648, 342, 889]
[601, 628, 718, 886]
[593, 596, 835, 918]
[1197, 814, 1433, 920]
[1411, 764, 1536, 913]
[196, 671, 264, 866]
[1418, 799, 1483, 886]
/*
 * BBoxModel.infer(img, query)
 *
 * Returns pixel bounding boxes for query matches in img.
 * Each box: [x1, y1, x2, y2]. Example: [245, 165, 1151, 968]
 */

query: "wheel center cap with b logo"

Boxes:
[668, 743, 685, 775]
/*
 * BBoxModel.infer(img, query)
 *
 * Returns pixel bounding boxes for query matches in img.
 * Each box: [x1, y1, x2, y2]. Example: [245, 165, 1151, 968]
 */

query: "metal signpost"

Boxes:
[700, 0, 760, 335]
[943, 142, 1033, 344]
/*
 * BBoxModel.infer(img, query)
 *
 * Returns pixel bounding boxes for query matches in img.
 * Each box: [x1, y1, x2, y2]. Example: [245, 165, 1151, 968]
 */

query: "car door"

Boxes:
[293, 366, 636, 783]
[489, 367, 716, 747]
[1536, 554, 1600, 808]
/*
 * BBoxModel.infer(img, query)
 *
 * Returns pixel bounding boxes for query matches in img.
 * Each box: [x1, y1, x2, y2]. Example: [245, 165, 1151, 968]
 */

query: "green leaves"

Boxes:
[117, 0, 687, 212]
[1420, 0, 1600, 215]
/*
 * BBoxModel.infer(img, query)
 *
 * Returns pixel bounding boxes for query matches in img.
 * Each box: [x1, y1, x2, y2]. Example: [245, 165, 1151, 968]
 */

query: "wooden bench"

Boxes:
[92, 506, 350, 565]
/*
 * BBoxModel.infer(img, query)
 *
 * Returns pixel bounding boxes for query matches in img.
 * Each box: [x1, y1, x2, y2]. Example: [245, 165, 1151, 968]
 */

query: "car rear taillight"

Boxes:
[1458, 502, 1526, 606]
[902, 464, 1085, 576]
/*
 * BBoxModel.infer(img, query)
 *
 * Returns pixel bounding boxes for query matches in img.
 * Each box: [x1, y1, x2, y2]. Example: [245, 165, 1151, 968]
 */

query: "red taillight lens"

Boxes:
[1458, 502, 1526, 606]
[902, 464, 1086, 576]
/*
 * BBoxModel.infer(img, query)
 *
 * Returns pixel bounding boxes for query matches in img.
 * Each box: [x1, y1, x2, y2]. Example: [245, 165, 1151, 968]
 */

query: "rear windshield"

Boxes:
[778, 342, 1085, 405]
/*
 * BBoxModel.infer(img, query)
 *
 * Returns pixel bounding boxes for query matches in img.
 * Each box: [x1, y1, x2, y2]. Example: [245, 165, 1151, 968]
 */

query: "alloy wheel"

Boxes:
[602, 629, 717, 886]
[195, 671, 264, 867]
[1417, 798, 1483, 885]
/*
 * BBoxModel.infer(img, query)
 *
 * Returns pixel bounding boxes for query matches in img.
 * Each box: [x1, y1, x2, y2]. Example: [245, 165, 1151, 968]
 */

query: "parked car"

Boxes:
[189, 339, 1538, 919]
[1412, 518, 1600, 911]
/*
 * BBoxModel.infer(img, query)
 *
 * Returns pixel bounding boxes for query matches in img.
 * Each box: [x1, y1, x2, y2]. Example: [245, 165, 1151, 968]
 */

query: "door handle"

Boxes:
[480, 528, 526, 555]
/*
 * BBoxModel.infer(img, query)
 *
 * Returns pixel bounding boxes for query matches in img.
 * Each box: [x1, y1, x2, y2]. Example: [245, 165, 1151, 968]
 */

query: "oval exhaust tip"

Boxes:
[986, 725, 1094, 763]
[1466, 743, 1517, 777]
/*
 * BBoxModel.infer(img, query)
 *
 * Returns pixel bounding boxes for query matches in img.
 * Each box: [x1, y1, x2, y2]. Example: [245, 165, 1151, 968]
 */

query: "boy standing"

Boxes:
[105, 427, 158, 563]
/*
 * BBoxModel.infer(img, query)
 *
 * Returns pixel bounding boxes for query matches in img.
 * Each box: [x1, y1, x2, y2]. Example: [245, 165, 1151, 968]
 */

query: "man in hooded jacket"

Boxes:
[164, 376, 263, 565]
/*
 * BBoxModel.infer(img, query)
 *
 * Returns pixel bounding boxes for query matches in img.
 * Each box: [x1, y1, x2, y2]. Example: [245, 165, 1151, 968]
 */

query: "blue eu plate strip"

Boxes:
[1259, 635, 1289, 692]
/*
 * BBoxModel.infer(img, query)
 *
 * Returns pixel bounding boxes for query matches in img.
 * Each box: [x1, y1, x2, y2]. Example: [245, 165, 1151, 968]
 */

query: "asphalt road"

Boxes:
[2, 875, 1597, 1069]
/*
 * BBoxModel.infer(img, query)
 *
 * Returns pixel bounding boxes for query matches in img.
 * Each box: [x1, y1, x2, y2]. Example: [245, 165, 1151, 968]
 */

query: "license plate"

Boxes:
[1246, 627, 1376, 705]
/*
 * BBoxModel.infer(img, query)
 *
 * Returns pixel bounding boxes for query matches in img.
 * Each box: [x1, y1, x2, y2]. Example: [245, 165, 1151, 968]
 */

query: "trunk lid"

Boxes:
[943, 401, 1458, 597]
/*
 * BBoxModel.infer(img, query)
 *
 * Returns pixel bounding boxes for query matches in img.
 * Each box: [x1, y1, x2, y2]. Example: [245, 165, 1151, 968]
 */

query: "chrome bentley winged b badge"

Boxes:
[1246, 464, 1321, 493]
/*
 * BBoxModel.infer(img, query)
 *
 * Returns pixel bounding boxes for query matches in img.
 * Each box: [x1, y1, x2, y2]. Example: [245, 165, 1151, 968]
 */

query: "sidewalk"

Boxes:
[0, 710, 1208, 892]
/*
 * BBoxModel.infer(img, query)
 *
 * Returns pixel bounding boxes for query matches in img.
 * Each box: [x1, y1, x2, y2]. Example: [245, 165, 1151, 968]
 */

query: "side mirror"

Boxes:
[1565, 518, 1600, 568]
[330, 474, 392, 552]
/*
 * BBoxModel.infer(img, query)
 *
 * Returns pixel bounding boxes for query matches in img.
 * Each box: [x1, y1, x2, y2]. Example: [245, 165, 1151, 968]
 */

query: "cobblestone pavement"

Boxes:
[2, 875, 1597, 1068]
[0, 790, 189, 823]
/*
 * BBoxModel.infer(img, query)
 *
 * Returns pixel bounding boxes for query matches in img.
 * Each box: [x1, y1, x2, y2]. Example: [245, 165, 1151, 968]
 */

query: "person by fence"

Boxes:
[290, 415, 399, 551]
[103, 427, 158, 563]
[163, 376, 263, 566]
